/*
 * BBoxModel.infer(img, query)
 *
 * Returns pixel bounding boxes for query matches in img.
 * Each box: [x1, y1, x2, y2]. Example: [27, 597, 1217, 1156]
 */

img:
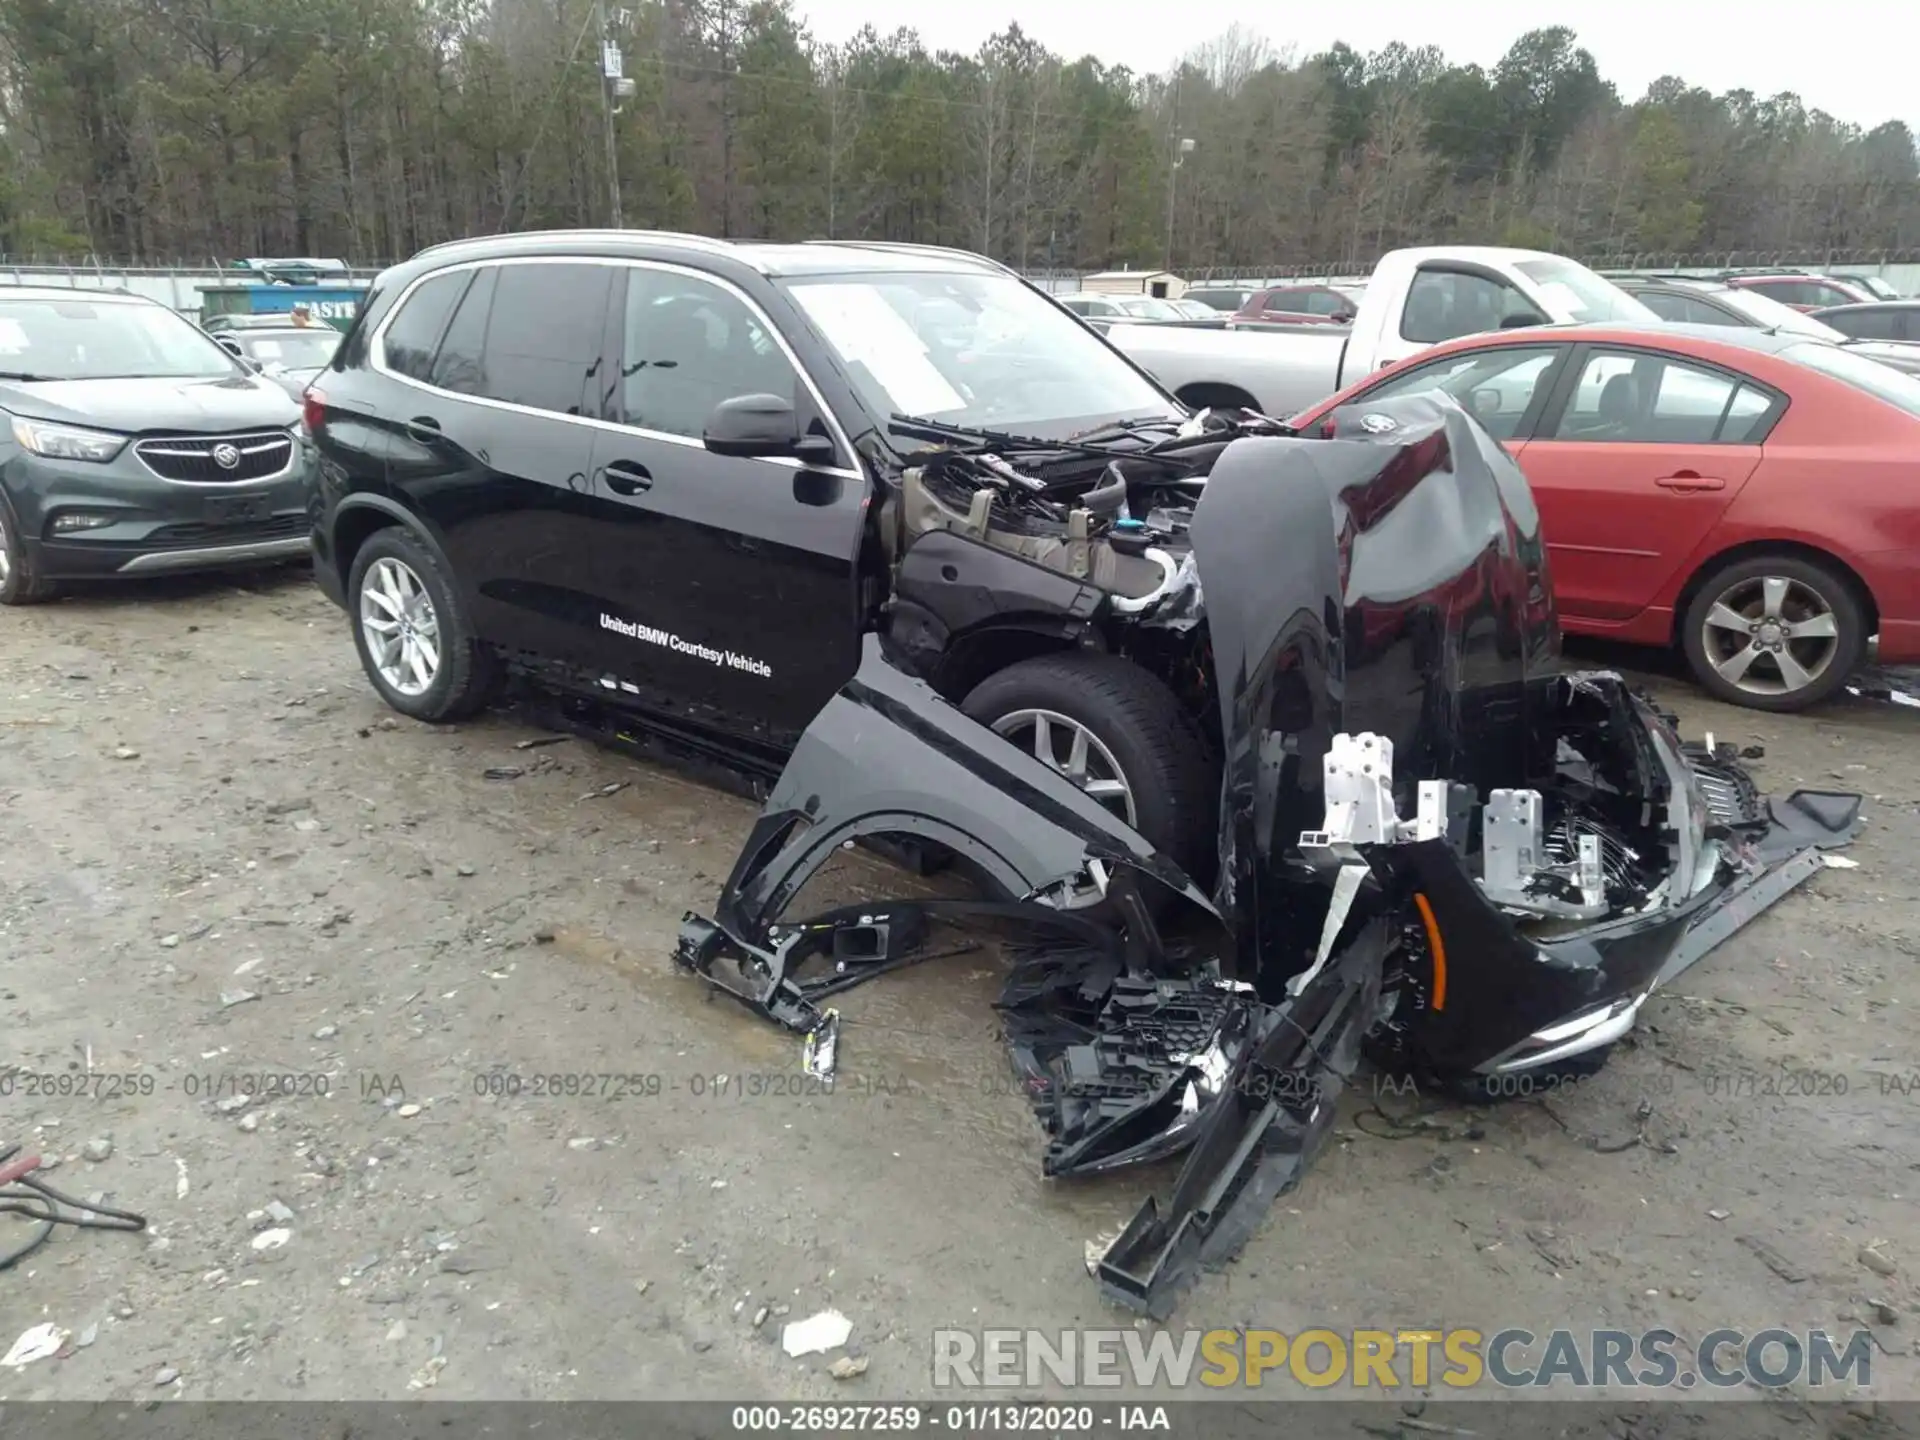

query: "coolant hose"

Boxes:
[1109, 548, 1179, 614]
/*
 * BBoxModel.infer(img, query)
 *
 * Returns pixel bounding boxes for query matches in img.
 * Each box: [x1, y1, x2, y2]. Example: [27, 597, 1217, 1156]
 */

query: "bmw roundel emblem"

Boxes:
[1358, 413, 1398, 434]
[212, 443, 242, 470]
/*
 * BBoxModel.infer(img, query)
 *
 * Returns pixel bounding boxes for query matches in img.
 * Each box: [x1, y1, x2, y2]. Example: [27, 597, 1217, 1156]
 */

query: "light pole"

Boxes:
[1165, 136, 1193, 270]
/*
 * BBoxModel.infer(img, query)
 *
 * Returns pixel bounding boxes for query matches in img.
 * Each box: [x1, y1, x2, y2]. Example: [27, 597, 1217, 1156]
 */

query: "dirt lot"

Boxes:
[2, 567, 1917, 1408]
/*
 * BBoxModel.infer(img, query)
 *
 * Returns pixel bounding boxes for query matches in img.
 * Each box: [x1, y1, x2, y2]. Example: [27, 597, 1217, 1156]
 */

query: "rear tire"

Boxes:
[1680, 554, 1864, 712]
[961, 651, 1217, 884]
[0, 505, 57, 606]
[347, 528, 498, 723]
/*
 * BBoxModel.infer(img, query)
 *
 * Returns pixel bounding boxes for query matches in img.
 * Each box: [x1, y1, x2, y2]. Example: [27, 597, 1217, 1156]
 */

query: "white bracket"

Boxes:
[1298, 733, 1446, 852]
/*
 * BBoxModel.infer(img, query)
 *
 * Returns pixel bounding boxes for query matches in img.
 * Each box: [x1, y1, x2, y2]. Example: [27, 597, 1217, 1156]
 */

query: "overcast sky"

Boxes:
[791, 0, 1916, 136]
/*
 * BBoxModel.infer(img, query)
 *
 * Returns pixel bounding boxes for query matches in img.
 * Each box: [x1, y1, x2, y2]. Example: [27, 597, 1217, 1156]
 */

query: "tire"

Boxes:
[961, 651, 1217, 884]
[0, 503, 57, 606]
[1680, 554, 1865, 712]
[347, 527, 498, 723]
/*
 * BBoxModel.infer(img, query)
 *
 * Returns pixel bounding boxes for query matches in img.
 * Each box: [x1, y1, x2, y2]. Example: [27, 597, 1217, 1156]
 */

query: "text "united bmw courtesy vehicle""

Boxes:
[0, 287, 314, 604]
[304, 231, 1861, 1317]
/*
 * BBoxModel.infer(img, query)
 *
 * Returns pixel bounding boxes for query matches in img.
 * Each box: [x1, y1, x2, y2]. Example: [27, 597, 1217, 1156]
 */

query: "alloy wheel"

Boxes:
[1698, 574, 1841, 700]
[989, 707, 1138, 828]
[359, 556, 442, 697]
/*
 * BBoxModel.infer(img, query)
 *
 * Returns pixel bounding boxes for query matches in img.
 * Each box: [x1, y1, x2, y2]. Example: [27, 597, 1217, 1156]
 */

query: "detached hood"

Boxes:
[0, 374, 299, 434]
[1189, 394, 1560, 978]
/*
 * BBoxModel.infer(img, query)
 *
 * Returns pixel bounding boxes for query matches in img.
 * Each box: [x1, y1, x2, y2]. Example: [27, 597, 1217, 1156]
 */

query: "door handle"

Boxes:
[602, 460, 653, 496]
[404, 416, 441, 443]
[1654, 471, 1726, 492]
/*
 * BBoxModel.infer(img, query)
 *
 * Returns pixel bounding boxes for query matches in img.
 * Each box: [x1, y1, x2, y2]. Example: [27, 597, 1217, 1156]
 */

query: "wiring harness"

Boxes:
[0, 1141, 148, 1272]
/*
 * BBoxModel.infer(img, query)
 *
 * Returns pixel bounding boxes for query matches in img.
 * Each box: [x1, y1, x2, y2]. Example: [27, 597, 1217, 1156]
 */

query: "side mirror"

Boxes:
[704, 393, 836, 464]
[1500, 311, 1547, 330]
[1334, 310, 1356, 325]
[1469, 387, 1502, 418]
[217, 337, 243, 356]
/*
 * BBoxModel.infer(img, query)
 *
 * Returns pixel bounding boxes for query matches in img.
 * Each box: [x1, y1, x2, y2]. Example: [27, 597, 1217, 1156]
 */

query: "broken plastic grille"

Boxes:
[1687, 760, 1764, 827]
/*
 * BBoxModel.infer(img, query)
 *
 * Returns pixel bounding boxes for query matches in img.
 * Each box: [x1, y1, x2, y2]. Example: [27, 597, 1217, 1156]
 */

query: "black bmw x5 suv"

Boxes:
[305, 231, 1223, 873]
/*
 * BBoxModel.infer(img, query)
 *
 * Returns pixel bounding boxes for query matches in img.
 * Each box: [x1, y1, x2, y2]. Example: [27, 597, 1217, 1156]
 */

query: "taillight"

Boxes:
[302, 386, 326, 436]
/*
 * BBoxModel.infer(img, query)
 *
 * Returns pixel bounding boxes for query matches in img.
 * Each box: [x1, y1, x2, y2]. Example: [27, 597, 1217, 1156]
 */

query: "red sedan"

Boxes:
[1289, 323, 1920, 711]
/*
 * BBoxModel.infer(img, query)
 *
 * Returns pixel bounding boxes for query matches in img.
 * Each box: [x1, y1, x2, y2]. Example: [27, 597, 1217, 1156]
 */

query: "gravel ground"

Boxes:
[1, 567, 1916, 1408]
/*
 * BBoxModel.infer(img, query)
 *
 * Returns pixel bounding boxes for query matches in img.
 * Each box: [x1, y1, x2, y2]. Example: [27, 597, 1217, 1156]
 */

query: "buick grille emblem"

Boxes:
[211, 443, 242, 470]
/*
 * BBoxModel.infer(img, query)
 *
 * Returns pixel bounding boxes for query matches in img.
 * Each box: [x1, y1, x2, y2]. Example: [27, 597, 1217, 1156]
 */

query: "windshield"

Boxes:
[1849, 276, 1900, 300]
[785, 272, 1178, 443]
[1171, 300, 1216, 319]
[0, 298, 238, 381]
[1709, 285, 1845, 340]
[0, 297, 240, 380]
[1785, 341, 1920, 418]
[234, 330, 341, 369]
[1118, 297, 1183, 320]
[1516, 259, 1659, 323]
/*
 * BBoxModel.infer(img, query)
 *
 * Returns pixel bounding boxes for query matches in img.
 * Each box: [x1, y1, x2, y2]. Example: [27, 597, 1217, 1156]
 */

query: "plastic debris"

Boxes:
[3, 1323, 67, 1368]
[781, 1308, 852, 1358]
[803, 1009, 839, 1081]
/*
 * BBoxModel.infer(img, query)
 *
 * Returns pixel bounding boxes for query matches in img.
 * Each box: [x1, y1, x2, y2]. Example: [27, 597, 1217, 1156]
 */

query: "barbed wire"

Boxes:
[4, 248, 1918, 276]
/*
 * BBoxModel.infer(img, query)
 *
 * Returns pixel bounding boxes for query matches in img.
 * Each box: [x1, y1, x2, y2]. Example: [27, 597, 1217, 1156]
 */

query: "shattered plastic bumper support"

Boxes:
[1093, 920, 1389, 1319]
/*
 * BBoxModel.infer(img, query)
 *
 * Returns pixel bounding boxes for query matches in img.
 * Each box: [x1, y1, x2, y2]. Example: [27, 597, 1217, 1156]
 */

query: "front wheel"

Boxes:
[1680, 554, 1865, 712]
[961, 651, 1217, 885]
[347, 528, 498, 722]
[0, 505, 56, 605]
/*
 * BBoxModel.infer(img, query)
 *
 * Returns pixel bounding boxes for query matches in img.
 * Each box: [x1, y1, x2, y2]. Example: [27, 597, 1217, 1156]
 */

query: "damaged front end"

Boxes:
[676, 393, 1862, 1318]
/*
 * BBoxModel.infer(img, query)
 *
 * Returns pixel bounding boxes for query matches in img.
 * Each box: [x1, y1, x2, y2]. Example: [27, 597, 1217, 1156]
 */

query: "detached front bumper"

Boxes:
[1369, 705, 1864, 1081]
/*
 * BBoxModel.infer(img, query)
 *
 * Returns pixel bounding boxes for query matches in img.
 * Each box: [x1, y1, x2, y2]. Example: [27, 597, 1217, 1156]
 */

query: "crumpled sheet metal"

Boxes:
[672, 396, 1866, 1321]
[674, 634, 1220, 1036]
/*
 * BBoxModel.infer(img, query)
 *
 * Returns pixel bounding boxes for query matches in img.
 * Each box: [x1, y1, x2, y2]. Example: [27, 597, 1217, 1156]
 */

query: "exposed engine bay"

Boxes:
[675, 394, 1863, 1318]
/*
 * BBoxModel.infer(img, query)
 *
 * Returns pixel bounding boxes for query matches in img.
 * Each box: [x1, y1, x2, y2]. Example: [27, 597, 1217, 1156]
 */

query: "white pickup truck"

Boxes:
[1103, 246, 1660, 417]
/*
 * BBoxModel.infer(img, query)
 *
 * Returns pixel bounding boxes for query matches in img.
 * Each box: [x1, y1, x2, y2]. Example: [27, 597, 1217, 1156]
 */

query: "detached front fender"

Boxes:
[709, 634, 1214, 942]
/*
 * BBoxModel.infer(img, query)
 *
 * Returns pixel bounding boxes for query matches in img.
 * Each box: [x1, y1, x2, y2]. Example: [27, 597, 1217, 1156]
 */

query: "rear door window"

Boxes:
[1551, 350, 1771, 443]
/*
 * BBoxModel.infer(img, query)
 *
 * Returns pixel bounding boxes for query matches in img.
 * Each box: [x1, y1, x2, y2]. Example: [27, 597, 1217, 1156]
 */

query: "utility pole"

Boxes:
[1165, 136, 1193, 270]
[596, 0, 627, 229]
[1163, 71, 1190, 270]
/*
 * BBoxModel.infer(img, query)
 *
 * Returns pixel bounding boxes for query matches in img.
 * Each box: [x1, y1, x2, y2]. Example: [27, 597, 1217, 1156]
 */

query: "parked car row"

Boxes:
[1054, 292, 1225, 329]
[4, 240, 1918, 721]
[1098, 246, 1920, 710]
[1606, 274, 1920, 377]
